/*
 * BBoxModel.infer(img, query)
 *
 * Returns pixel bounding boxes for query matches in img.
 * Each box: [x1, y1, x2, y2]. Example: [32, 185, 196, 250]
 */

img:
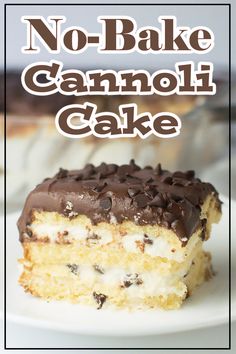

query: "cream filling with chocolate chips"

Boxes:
[17, 161, 221, 310]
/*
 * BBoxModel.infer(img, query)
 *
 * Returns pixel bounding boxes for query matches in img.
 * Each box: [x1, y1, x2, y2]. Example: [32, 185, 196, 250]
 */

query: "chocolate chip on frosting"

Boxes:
[117, 164, 133, 178]
[163, 211, 175, 224]
[75, 173, 83, 181]
[106, 163, 118, 176]
[186, 170, 195, 179]
[127, 187, 140, 198]
[100, 197, 112, 211]
[144, 177, 154, 184]
[56, 168, 68, 179]
[149, 193, 166, 207]
[93, 182, 107, 193]
[161, 176, 173, 184]
[133, 193, 150, 208]
[129, 158, 141, 171]
[96, 162, 108, 178]
[155, 163, 162, 175]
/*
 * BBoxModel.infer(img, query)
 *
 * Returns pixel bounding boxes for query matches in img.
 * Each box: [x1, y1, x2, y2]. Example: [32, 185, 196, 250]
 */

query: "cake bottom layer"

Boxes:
[19, 250, 212, 310]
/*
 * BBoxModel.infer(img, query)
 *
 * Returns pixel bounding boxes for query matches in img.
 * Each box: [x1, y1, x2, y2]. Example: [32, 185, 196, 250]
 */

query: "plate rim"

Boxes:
[6, 309, 232, 337]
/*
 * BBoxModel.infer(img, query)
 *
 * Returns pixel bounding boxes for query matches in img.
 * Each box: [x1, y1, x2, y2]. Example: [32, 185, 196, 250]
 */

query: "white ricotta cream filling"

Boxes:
[30, 223, 88, 242]
[69, 265, 188, 298]
[122, 233, 199, 262]
[30, 222, 199, 261]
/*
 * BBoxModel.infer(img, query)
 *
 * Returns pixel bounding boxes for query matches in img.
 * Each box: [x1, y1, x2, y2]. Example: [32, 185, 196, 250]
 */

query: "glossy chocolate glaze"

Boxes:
[17, 161, 221, 244]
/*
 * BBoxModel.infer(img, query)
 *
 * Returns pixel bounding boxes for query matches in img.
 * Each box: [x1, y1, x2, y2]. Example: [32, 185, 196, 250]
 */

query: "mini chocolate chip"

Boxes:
[129, 159, 140, 171]
[186, 194, 199, 205]
[173, 171, 185, 178]
[200, 219, 207, 240]
[156, 207, 164, 215]
[26, 229, 32, 237]
[133, 193, 149, 208]
[96, 162, 108, 178]
[56, 168, 68, 179]
[126, 175, 142, 184]
[161, 176, 173, 184]
[100, 197, 112, 211]
[163, 211, 175, 223]
[93, 292, 107, 309]
[143, 234, 153, 245]
[162, 192, 169, 201]
[168, 193, 182, 202]
[117, 165, 130, 177]
[185, 289, 190, 298]
[83, 171, 93, 179]
[83, 181, 99, 188]
[144, 177, 154, 184]
[186, 170, 195, 179]
[93, 182, 107, 193]
[155, 163, 162, 175]
[167, 201, 182, 217]
[144, 188, 156, 199]
[86, 233, 101, 241]
[185, 181, 193, 186]
[171, 219, 185, 238]
[121, 273, 143, 288]
[66, 264, 79, 275]
[25, 224, 33, 237]
[118, 176, 126, 183]
[122, 280, 132, 288]
[162, 220, 170, 229]
[106, 163, 118, 175]
[85, 163, 94, 169]
[199, 197, 204, 204]
[172, 181, 184, 187]
[93, 264, 105, 274]
[75, 173, 83, 181]
[149, 194, 166, 207]
[127, 187, 140, 198]
[92, 172, 101, 180]
[82, 164, 95, 179]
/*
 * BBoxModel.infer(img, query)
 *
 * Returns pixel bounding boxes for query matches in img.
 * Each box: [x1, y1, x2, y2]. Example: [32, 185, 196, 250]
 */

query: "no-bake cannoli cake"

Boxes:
[17, 161, 221, 310]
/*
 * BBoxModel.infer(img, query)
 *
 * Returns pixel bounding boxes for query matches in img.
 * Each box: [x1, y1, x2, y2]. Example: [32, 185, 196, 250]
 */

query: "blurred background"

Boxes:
[1, 3, 234, 212]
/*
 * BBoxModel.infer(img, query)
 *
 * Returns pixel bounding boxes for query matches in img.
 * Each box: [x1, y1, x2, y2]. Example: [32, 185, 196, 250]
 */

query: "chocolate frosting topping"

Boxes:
[17, 160, 221, 244]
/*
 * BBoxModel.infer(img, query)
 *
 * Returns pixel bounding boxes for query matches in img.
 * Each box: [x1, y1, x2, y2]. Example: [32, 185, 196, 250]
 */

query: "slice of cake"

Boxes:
[17, 161, 221, 310]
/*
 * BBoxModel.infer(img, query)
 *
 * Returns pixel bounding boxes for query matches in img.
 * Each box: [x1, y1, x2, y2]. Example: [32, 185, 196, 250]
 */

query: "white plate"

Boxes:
[3, 196, 235, 337]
